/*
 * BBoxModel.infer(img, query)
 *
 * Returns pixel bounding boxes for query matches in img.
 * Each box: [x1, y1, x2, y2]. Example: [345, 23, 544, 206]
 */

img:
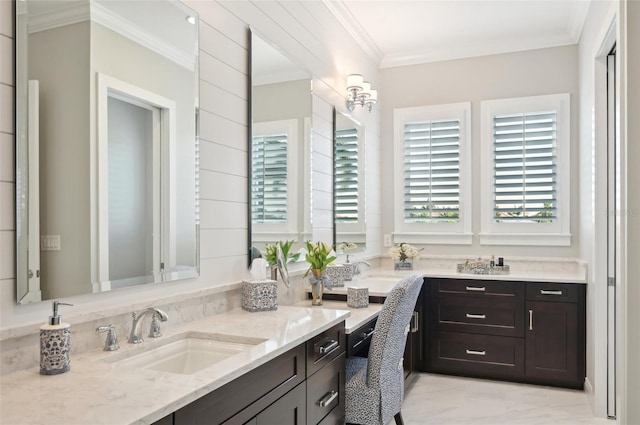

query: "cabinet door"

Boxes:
[404, 287, 425, 378]
[526, 301, 578, 385]
[255, 383, 306, 425]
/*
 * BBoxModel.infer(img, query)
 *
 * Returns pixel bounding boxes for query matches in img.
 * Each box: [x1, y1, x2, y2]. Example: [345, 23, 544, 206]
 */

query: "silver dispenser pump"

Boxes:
[49, 301, 73, 325]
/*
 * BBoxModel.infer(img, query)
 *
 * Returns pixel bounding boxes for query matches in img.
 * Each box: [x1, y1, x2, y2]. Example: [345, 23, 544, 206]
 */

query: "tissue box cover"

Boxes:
[242, 280, 277, 312]
[325, 264, 345, 287]
[347, 287, 369, 308]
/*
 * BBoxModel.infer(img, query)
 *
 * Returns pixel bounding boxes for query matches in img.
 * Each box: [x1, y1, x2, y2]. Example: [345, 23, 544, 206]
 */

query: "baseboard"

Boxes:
[585, 376, 594, 393]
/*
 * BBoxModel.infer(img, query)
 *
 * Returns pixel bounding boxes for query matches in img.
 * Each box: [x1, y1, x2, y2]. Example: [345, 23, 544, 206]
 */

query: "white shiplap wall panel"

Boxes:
[0, 1, 12, 37]
[0, 35, 12, 85]
[200, 229, 247, 258]
[200, 52, 247, 100]
[0, 85, 13, 134]
[199, 140, 247, 177]
[0, 133, 13, 182]
[199, 23, 247, 74]
[199, 200, 247, 230]
[199, 110, 247, 151]
[199, 255, 248, 284]
[0, 231, 13, 280]
[0, 182, 13, 230]
[200, 81, 246, 125]
[199, 170, 246, 204]
[185, 0, 248, 46]
[0, 0, 15, 300]
[250, 1, 326, 63]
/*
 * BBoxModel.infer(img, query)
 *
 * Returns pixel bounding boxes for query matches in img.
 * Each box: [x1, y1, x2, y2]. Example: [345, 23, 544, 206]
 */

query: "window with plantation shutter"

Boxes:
[403, 119, 461, 223]
[252, 133, 288, 223]
[480, 94, 570, 246]
[335, 126, 359, 224]
[493, 111, 557, 223]
[251, 119, 299, 240]
[393, 103, 472, 245]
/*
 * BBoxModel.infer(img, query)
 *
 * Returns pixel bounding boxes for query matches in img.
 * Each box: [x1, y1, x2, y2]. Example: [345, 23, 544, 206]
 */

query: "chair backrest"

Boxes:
[365, 274, 423, 425]
[366, 274, 423, 390]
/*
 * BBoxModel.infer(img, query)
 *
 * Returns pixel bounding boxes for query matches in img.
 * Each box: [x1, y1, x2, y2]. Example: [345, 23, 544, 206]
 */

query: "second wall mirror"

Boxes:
[249, 29, 312, 264]
[334, 109, 366, 253]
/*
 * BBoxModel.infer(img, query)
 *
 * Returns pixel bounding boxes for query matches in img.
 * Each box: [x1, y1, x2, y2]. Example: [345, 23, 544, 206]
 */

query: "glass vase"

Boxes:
[394, 260, 413, 270]
[310, 268, 324, 306]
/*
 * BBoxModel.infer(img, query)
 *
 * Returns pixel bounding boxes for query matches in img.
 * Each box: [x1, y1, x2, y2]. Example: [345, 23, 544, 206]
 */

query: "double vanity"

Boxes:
[0, 261, 587, 425]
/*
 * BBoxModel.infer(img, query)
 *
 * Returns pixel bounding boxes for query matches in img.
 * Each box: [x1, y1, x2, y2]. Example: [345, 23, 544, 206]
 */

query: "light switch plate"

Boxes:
[383, 234, 392, 247]
[41, 235, 61, 251]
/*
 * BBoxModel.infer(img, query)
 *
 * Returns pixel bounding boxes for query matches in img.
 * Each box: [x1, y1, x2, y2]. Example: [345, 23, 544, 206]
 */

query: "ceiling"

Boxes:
[326, 0, 592, 68]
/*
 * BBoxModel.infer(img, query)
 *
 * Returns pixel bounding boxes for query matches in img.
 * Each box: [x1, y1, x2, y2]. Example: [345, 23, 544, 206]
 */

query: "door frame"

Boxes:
[95, 73, 176, 291]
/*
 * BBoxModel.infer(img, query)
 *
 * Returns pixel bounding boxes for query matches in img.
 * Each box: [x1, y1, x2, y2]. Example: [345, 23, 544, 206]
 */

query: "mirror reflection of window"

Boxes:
[335, 126, 359, 224]
[334, 111, 366, 249]
[252, 133, 289, 224]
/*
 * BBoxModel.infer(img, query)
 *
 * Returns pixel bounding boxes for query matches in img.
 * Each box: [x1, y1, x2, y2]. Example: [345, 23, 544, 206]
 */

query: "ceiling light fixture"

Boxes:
[345, 74, 377, 112]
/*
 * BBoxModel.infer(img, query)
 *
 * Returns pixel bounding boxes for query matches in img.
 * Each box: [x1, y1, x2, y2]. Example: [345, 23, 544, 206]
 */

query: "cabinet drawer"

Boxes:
[430, 331, 524, 378]
[434, 294, 524, 337]
[347, 318, 377, 357]
[307, 353, 346, 425]
[176, 344, 306, 424]
[432, 278, 523, 298]
[526, 282, 578, 303]
[307, 322, 346, 377]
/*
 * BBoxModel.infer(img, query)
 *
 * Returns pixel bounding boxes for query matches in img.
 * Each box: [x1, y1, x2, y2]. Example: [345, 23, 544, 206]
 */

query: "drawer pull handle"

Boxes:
[540, 289, 563, 296]
[466, 286, 486, 292]
[318, 390, 338, 408]
[529, 309, 533, 330]
[411, 311, 419, 333]
[466, 313, 486, 319]
[318, 340, 339, 355]
[465, 349, 486, 356]
[360, 328, 375, 339]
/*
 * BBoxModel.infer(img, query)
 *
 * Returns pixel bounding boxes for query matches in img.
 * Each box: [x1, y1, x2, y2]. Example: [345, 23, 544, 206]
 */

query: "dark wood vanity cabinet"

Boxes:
[425, 278, 585, 389]
[525, 282, 585, 388]
[162, 321, 346, 425]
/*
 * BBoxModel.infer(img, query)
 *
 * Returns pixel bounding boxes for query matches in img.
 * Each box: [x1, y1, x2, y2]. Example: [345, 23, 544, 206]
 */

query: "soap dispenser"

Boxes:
[40, 301, 73, 375]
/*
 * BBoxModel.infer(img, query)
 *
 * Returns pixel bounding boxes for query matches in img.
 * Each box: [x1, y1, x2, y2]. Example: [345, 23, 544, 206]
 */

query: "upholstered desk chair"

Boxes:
[345, 274, 423, 425]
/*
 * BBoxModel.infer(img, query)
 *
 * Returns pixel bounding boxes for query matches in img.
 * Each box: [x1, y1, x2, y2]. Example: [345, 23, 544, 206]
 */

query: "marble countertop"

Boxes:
[320, 263, 587, 298]
[294, 300, 382, 333]
[0, 306, 350, 425]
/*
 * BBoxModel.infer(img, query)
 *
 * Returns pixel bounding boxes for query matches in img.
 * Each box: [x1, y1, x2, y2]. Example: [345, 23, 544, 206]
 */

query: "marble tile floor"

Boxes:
[401, 373, 611, 425]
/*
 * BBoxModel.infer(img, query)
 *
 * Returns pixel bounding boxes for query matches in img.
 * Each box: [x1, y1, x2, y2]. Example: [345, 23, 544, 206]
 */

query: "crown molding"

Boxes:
[27, 2, 90, 34]
[567, 0, 591, 43]
[381, 34, 578, 69]
[90, 1, 195, 71]
[322, 0, 383, 66]
[25, 0, 194, 71]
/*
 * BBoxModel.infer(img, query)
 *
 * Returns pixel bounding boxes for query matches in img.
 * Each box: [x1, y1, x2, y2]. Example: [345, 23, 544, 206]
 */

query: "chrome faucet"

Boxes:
[352, 260, 371, 276]
[128, 308, 168, 344]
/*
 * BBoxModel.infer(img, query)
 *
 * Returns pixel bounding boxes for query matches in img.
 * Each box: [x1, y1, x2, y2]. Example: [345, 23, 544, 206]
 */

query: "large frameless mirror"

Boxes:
[249, 28, 312, 265]
[333, 109, 366, 253]
[15, 0, 200, 303]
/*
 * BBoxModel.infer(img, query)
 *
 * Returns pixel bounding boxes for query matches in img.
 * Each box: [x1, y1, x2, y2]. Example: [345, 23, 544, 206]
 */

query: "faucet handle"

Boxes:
[96, 325, 120, 351]
[148, 315, 163, 338]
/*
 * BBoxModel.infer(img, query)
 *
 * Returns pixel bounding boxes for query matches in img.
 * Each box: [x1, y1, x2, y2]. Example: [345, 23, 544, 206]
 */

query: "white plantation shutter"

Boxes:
[403, 119, 461, 223]
[493, 111, 557, 222]
[335, 127, 359, 223]
[251, 134, 288, 223]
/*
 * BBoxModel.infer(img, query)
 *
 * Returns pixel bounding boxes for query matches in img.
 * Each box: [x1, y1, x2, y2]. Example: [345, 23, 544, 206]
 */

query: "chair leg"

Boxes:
[394, 412, 404, 425]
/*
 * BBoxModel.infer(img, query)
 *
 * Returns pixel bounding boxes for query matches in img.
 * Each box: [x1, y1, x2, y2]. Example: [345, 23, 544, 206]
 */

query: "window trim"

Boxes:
[479, 93, 571, 246]
[393, 102, 472, 245]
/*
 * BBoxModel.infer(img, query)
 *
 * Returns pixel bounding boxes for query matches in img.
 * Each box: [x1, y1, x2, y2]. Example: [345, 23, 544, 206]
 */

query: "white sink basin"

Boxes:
[106, 332, 266, 375]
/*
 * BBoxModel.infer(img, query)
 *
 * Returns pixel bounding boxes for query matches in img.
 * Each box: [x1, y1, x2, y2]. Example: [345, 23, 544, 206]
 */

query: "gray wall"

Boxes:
[380, 45, 580, 258]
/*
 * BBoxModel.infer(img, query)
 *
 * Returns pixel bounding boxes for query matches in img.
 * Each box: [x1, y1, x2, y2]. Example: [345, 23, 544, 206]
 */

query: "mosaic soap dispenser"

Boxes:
[40, 301, 73, 375]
